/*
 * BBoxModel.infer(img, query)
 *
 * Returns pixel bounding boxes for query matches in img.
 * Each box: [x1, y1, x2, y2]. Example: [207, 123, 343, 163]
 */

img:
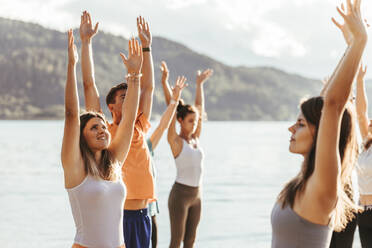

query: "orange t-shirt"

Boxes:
[108, 112, 155, 200]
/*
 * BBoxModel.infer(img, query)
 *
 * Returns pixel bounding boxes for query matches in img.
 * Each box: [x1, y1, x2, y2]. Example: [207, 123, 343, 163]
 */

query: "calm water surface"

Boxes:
[0, 121, 362, 247]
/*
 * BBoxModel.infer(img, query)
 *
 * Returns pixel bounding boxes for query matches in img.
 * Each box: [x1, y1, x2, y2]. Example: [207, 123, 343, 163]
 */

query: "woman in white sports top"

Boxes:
[163, 68, 213, 248]
[356, 62, 372, 247]
[61, 31, 142, 248]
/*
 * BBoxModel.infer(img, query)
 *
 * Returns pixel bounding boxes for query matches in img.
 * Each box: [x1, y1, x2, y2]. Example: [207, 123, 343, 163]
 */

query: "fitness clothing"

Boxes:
[175, 139, 204, 187]
[357, 146, 372, 195]
[146, 139, 159, 217]
[329, 215, 357, 248]
[358, 206, 372, 248]
[109, 112, 154, 200]
[168, 182, 201, 248]
[123, 209, 151, 248]
[356, 146, 372, 247]
[109, 113, 154, 248]
[146, 138, 159, 248]
[271, 203, 332, 248]
[67, 175, 126, 248]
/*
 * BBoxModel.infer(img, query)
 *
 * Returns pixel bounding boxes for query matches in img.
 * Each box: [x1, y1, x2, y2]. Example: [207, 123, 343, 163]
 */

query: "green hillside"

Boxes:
[0, 17, 324, 120]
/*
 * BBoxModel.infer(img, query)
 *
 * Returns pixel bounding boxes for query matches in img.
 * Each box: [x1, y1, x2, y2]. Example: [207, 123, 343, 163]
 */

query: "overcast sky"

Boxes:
[0, 0, 372, 78]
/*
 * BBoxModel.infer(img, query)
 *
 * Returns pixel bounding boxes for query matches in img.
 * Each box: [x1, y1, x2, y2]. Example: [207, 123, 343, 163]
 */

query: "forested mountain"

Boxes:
[0, 17, 327, 120]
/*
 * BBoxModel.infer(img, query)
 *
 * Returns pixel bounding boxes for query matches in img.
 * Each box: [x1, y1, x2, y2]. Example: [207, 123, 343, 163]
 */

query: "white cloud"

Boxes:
[0, 0, 371, 78]
[252, 23, 307, 57]
[166, 0, 207, 9]
[0, 0, 74, 31]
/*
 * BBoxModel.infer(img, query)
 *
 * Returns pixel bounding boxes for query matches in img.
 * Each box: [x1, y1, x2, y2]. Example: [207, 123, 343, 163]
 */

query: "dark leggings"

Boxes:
[151, 215, 157, 248]
[168, 182, 201, 248]
[358, 208, 372, 248]
[329, 214, 357, 248]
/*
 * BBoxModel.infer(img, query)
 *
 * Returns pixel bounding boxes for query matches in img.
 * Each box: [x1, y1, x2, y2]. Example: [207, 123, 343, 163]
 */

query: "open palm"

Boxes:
[196, 69, 213, 85]
[80, 11, 99, 42]
[120, 38, 143, 75]
[137, 16, 152, 47]
[172, 76, 187, 101]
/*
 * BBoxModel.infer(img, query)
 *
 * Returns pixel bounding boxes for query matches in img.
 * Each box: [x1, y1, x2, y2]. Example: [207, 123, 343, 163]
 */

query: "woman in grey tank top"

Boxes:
[271, 1, 367, 247]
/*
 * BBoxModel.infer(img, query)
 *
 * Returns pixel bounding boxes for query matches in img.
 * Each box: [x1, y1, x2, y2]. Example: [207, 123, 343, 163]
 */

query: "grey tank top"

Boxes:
[271, 203, 332, 248]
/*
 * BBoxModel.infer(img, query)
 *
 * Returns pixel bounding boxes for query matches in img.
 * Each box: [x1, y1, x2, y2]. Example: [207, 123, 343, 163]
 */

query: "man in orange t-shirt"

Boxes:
[79, 12, 155, 248]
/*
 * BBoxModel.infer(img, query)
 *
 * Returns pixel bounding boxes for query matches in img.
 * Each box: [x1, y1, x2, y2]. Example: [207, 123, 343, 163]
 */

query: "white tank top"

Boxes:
[357, 146, 372, 195]
[175, 139, 204, 187]
[66, 174, 126, 248]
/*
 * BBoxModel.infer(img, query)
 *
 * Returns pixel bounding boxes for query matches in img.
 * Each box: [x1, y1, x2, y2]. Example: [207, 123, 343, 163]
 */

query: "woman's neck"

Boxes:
[179, 130, 192, 141]
[93, 150, 102, 164]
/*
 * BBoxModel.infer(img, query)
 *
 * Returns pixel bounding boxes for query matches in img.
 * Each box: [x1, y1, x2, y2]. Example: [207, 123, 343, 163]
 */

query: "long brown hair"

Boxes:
[80, 112, 118, 181]
[277, 96, 359, 231]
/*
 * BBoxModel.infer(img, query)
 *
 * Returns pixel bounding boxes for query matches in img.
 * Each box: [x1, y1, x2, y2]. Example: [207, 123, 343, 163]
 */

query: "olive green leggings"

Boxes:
[168, 182, 201, 248]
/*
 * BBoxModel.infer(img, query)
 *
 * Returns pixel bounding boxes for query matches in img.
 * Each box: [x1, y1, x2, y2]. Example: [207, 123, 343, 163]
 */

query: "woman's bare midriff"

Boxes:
[124, 199, 148, 210]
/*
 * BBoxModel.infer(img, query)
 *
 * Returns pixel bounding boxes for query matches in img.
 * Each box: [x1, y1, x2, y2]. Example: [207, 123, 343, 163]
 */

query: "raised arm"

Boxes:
[161, 61, 172, 105]
[193, 69, 213, 139]
[109, 38, 142, 164]
[61, 30, 82, 172]
[356, 63, 369, 139]
[80, 11, 101, 112]
[167, 77, 187, 157]
[137, 16, 154, 120]
[150, 77, 187, 150]
[312, 0, 367, 206]
[320, 4, 353, 97]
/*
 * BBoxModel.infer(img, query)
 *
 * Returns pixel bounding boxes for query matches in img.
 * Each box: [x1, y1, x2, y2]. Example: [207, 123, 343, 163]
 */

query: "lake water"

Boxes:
[0, 121, 362, 247]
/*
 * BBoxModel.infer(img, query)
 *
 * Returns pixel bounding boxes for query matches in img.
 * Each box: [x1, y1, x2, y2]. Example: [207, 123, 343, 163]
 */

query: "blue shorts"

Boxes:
[123, 208, 151, 248]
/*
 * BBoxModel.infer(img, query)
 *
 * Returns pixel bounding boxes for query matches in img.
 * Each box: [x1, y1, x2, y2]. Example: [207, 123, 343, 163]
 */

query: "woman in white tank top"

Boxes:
[61, 31, 143, 248]
[355, 61, 372, 247]
[162, 68, 213, 248]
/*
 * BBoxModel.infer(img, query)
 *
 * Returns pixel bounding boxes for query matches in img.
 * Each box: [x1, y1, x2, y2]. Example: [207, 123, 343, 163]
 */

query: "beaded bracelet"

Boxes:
[125, 73, 142, 82]
[126, 73, 142, 78]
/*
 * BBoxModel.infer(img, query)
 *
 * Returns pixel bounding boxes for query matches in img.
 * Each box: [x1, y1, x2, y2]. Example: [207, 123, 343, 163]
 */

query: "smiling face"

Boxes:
[288, 113, 315, 156]
[178, 112, 199, 135]
[83, 117, 111, 152]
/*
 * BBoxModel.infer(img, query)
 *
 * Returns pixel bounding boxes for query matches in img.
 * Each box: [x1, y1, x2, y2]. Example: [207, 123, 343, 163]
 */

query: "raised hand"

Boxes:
[161, 61, 169, 81]
[80, 11, 99, 42]
[120, 38, 143, 75]
[357, 63, 367, 81]
[68, 29, 78, 64]
[334, 0, 367, 44]
[332, 4, 353, 45]
[172, 76, 187, 102]
[137, 16, 152, 48]
[196, 69, 213, 85]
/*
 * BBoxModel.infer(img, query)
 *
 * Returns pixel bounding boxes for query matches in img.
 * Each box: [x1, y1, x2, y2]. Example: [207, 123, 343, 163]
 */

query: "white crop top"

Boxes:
[357, 146, 372, 195]
[175, 139, 204, 187]
[67, 175, 126, 248]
